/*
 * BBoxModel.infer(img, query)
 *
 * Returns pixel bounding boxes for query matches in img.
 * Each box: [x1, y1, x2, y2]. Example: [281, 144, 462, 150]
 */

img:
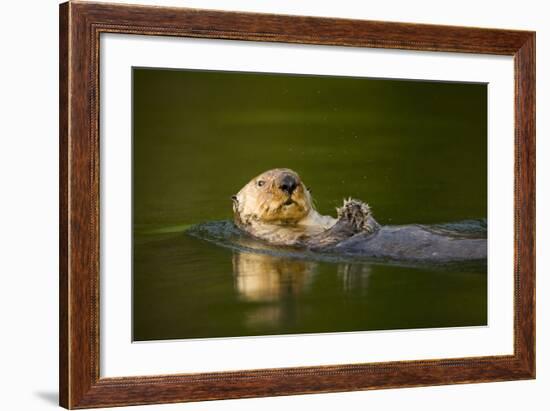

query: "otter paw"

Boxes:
[336, 198, 372, 232]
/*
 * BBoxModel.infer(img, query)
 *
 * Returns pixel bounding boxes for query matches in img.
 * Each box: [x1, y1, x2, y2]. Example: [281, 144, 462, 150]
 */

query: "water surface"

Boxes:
[132, 68, 487, 341]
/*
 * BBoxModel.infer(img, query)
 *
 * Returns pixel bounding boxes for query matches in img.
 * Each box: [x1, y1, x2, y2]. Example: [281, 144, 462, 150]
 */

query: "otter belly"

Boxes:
[328, 225, 487, 262]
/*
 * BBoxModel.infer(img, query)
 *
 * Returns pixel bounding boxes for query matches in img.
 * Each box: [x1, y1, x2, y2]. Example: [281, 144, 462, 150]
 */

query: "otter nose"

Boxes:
[279, 174, 298, 195]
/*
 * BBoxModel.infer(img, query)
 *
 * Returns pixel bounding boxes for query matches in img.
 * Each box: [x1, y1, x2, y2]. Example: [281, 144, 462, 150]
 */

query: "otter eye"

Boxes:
[257, 180, 265, 187]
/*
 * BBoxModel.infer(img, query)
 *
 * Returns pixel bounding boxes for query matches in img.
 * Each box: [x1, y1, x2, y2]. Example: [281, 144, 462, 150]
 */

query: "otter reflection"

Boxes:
[337, 263, 372, 295]
[232, 252, 317, 302]
[232, 252, 318, 329]
[231, 251, 374, 329]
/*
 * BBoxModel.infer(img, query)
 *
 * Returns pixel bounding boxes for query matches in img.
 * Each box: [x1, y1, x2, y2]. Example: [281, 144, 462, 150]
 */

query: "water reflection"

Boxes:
[231, 251, 379, 330]
[232, 252, 317, 302]
[337, 263, 372, 294]
[132, 231, 488, 340]
[232, 250, 375, 302]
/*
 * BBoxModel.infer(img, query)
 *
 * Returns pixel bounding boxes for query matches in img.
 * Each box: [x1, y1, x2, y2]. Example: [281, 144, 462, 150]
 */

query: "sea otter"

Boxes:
[231, 168, 487, 262]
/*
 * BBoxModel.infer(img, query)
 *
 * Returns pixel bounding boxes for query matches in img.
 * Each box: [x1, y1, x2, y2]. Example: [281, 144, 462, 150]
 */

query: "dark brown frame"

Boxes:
[59, 1, 535, 409]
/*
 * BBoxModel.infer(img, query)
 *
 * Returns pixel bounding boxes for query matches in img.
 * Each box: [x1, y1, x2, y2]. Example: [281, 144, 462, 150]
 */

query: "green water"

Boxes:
[133, 68, 487, 341]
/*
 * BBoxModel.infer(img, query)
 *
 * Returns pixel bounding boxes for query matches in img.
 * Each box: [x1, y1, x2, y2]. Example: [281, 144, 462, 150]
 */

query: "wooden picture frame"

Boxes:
[59, 1, 535, 408]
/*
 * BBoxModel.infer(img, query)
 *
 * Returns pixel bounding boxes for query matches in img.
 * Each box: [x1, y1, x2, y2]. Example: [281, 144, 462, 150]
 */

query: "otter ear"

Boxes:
[231, 195, 238, 204]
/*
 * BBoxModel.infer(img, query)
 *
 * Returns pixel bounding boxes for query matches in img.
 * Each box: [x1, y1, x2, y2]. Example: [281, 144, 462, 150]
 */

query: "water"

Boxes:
[133, 68, 487, 341]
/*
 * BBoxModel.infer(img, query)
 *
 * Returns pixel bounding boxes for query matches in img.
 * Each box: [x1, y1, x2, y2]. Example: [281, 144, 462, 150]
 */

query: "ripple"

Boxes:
[186, 219, 487, 270]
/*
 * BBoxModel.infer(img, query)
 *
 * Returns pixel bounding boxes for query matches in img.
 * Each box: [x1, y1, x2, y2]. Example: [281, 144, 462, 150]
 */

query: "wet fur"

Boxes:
[232, 169, 378, 247]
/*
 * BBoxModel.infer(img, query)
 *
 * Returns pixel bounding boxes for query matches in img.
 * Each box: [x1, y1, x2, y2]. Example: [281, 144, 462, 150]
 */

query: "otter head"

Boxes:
[232, 168, 312, 226]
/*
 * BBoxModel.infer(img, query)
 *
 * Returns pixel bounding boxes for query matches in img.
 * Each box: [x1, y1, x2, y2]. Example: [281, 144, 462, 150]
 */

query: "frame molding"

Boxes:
[59, 1, 535, 408]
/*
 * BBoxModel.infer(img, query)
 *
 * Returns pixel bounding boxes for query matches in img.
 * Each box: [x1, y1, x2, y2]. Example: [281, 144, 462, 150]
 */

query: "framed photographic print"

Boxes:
[59, 1, 535, 408]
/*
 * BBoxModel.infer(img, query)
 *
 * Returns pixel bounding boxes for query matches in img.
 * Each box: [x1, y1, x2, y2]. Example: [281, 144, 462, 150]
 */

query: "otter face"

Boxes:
[233, 168, 312, 225]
